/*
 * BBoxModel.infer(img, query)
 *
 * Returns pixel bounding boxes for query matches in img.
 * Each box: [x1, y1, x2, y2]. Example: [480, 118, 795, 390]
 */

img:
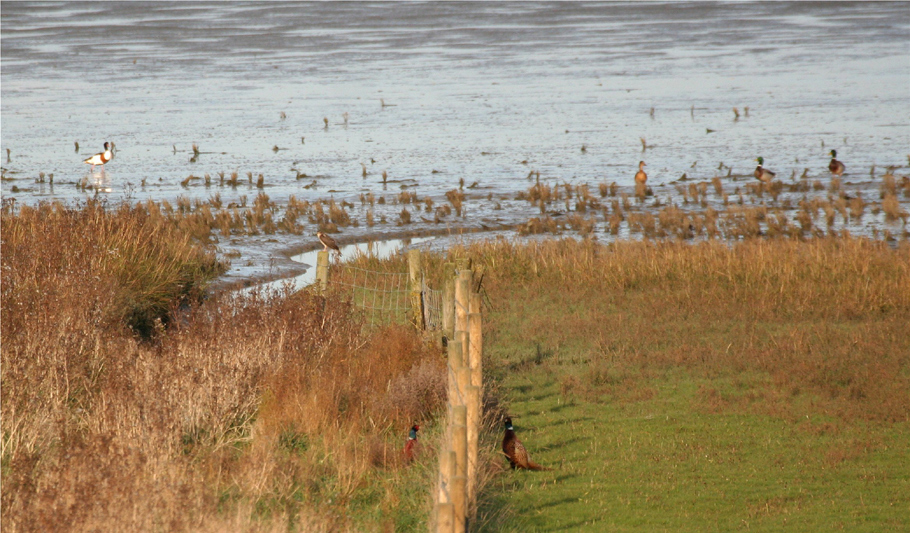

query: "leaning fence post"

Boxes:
[316, 251, 329, 292]
[408, 249, 425, 329]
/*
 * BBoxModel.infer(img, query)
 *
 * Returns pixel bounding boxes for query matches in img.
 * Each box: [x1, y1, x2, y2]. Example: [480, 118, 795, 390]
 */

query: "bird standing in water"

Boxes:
[84, 142, 113, 172]
[316, 231, 340, 255]
[754, 157, 776, 183]
[828, 150, 845, 175]
[404, 424, 420, 461]
[502, 417, 548, 470]
[634, 161, 647, 186]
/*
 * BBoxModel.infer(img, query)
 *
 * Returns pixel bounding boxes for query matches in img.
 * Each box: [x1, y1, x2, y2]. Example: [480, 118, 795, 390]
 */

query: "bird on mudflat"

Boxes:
[316, 231, 340, 254]
[404, 424, 420, 462]
[84, 142, 113, 171]
[754, 157, 776, 183]
[634, 161, 647, 185]
[502, 417, 549, 471]
[828, 150, 845, 176]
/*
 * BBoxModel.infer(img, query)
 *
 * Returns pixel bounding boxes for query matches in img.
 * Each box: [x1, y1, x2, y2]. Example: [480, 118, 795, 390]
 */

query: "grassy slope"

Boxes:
[469, 239, 910, 532]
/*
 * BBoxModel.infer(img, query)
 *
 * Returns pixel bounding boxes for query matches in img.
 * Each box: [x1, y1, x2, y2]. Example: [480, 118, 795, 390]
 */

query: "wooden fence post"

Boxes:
[436, 258, 483, 533]
[454, 268, 472, 334]
[437, 503, 454, 533]
[316, 251, 329, 292]
[442, 263, 456, 340]
[452, 405, 468, 533]
[466, 297, 483, 510]
[408, 249, 425, 329]
[447, 340, 464, 409]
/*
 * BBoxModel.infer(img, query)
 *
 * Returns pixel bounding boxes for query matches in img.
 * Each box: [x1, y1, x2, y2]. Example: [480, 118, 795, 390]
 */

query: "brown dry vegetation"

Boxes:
[1, 203, 446, 532]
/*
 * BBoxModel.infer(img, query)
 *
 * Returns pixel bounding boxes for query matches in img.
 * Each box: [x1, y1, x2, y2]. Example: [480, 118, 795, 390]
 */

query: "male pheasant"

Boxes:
[404, 424, 420, 462]
[502, 417, 548, 470]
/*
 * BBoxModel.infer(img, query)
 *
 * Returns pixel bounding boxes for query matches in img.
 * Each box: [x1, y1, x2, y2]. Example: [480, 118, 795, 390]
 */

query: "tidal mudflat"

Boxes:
[2, 2, 908, 284]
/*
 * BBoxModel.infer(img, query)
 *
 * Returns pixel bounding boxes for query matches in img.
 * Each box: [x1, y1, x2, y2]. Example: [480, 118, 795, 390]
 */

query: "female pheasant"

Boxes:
[502, 417, 548, 470]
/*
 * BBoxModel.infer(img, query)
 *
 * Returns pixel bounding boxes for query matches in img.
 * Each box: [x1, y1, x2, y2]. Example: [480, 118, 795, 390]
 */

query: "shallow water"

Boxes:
[3, 2, 909, 280]
[240, 236, 435, 296]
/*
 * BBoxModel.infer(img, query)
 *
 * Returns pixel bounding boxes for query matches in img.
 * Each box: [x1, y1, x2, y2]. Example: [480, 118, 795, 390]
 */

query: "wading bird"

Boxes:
[84, 142, 113, 172]
[502, 417, 548, 470]
[316, 231, 340, 254]
[754, 157, 775, 183]
[828, 150, 845, 176]
[404, 424, 420, 462]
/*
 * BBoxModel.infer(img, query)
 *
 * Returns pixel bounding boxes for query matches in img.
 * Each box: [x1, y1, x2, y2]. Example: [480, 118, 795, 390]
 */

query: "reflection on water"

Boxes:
[81, 171, 113, 194]
[240, 236, 434, 297]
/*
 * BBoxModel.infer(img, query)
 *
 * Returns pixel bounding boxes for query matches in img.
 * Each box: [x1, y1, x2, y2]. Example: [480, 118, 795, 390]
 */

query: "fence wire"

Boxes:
[422, 276, 444, 331]
[327, 263, 446, 331]
[329, 265, 411, 327]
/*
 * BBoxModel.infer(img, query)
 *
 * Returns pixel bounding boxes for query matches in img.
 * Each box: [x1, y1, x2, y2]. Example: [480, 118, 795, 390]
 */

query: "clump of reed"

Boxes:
[519, 182, 554, 214]
[565, 214, 596, 236]
[627, 211, 657, 237]
[434, 205, 453, 223]
[398, 191, 418, 204]
[399, 207, 412, 225]
[328, 199, 351, 227]
[518, 216, 562, 235]
[445, 189, 465, 217]
[882, 193, 908, 223]
[1, 203, 446, 531]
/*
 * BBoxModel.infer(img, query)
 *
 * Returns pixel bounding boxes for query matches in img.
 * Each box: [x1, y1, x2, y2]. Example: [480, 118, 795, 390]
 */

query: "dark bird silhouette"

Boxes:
[316, 231, 340, 254]
[502, 417, 548, 470]
[828, 150, 845, 175]
[404, 424, 420, 461]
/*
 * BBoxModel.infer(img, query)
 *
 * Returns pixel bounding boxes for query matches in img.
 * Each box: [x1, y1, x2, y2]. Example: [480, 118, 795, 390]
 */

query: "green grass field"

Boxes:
[466, 239, 910, 532]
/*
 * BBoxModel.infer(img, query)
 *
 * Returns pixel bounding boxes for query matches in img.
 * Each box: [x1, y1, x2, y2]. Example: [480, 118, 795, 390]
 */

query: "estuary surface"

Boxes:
[3, 2, 909, 284]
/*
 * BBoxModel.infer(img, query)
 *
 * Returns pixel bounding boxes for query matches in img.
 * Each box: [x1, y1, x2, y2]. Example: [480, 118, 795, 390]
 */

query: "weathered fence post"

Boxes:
[454, 262, 472, 334]
[408, 249, 425, 329]
[436, 258, 484, 533]
[316, 251, 329, 292]
[452, 405, 468, 533]
[442, 262, 456, 340]
[466, 292, 483, 509]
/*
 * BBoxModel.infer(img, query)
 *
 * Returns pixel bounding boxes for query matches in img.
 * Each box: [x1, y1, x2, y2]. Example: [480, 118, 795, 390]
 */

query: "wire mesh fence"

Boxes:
[422, 277, 444, 331]
[329, 264, 412, 328]
[315, 249, 448, 330]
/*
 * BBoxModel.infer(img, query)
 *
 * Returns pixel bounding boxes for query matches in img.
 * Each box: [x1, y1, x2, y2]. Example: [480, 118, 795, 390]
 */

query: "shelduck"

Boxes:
[84, 142, 113, 171]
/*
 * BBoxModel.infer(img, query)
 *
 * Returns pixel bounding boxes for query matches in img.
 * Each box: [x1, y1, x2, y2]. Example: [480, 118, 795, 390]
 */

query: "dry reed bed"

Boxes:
[1, 203, 446, 532]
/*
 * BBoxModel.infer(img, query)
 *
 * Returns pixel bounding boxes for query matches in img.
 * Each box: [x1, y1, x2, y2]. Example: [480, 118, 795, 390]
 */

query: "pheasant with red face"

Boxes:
[502, 417, 549, 470]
